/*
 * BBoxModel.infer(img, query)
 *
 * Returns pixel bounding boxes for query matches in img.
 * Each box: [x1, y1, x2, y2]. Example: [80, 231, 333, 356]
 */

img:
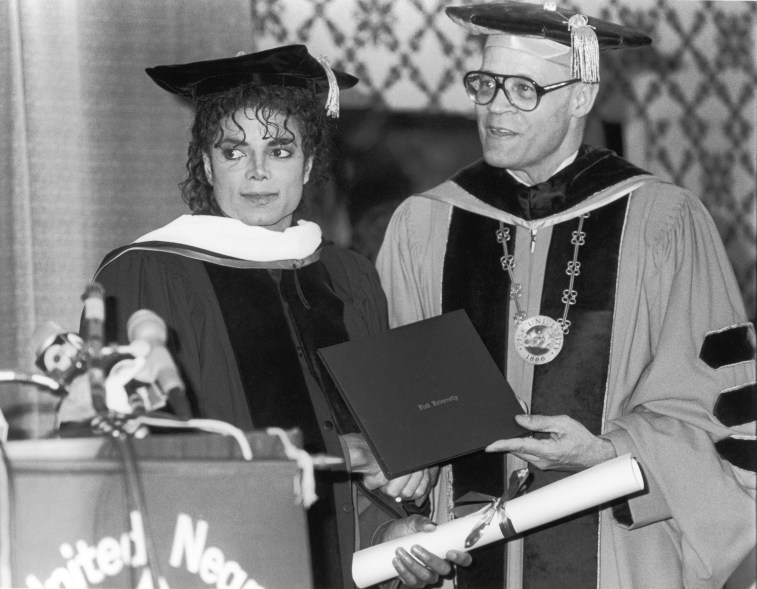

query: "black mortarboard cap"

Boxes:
[447, 2, 652, 83]
[145, 44, 358, 117]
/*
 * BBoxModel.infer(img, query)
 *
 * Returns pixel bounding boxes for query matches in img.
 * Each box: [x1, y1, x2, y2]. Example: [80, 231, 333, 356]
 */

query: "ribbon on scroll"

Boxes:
[352, 453, 645, 588]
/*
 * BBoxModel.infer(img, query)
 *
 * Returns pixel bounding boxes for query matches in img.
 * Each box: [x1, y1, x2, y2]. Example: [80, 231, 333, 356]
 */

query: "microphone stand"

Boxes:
[104, 425, 164, 589]
[0, 371, 65, 396]
[80, 283, 164, 587]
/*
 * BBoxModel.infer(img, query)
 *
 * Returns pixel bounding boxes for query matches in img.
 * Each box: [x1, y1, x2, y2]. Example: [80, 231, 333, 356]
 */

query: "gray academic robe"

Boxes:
[377, 148, 756, 589]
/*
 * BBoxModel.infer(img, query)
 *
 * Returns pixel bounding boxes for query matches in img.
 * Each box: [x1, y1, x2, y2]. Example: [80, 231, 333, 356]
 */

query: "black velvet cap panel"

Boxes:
[446, 2, 652, 51]
[146, 44, 358, 99]
[700, 324, 756, 369]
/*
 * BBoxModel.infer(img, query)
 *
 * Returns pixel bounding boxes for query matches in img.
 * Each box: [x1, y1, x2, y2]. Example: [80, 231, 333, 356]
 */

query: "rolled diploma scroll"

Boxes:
[352, 453, 644, 588]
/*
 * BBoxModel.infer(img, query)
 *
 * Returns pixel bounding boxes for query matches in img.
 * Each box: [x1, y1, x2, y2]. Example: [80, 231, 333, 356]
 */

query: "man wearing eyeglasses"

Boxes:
[374, 2, 756, 589]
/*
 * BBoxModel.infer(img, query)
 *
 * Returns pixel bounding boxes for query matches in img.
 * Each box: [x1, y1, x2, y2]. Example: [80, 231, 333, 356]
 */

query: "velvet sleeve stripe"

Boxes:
[714, 383, 757, 427]
[699, 323, 756, 369]
[715, 437, 757, 473]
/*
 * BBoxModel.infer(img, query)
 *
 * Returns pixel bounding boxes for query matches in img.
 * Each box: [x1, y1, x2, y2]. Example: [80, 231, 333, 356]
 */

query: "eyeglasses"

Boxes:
[463, 71, 581, 112]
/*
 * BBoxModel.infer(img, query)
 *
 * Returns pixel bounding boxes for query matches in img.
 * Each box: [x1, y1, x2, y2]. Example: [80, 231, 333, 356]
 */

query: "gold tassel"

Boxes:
[315, 55, 340, 118]
[568, 14, 600, 83]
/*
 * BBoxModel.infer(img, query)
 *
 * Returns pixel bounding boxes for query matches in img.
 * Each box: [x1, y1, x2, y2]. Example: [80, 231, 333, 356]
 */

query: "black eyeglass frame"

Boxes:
[463, 71, 581, 111]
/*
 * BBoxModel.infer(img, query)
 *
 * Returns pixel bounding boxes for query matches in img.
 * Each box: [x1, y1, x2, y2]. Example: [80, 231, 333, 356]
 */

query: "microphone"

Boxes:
[126, 309, 191, 419]
[81, 283, 108, 413]
[81, 283, 105, 352]
[105, 354, 169, 415]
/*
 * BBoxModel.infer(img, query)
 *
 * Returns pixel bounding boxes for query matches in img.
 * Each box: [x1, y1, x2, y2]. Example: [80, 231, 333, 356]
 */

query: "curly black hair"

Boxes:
[179, 83, 334, 214]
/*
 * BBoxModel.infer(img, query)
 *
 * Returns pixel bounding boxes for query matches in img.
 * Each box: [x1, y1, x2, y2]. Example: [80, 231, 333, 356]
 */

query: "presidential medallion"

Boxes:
[514, 315, 564, 364]
[497, 216, 589, 366]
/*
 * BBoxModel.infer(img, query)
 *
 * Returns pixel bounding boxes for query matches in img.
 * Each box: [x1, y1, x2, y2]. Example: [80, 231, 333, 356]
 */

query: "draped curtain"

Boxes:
[0, 0, 256, 438]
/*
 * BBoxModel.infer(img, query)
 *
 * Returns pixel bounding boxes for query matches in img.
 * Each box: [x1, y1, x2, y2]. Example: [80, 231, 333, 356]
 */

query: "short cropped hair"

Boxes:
[180, 84, 334, 214]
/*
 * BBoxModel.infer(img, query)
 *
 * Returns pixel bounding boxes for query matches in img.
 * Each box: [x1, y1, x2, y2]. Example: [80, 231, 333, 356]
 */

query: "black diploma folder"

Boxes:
[317, 309, 527, 478]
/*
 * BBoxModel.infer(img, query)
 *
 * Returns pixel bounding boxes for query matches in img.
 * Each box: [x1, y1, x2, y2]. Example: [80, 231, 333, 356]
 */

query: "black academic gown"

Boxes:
[92, 241, 400, 589]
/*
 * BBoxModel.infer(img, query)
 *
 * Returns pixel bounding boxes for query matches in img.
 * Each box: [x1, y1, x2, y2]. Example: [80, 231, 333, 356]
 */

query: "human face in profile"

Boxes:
[475, 45, 593, 184]
[202, 108, 313, 231]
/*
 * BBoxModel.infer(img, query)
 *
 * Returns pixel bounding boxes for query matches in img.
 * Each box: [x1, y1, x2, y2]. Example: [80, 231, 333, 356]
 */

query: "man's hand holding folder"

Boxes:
[342, 432, 439, 502]
[318, 310, 528, 480]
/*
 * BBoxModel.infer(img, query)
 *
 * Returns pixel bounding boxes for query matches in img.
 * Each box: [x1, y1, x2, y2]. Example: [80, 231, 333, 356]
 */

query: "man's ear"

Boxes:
[202, 152, 213, 185]
[303, 156, 314, 185]
[572, 83, 600, 119]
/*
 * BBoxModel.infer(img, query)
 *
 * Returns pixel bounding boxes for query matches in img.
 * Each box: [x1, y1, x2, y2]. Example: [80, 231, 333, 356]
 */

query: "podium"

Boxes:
[1, 431, 313, 588]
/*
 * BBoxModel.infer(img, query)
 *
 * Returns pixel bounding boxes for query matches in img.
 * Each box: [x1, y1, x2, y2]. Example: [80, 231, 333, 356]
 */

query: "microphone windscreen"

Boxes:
[127, 309, 168, 345]
[125, 308, 190, 419]
[82, 283, 105, 322]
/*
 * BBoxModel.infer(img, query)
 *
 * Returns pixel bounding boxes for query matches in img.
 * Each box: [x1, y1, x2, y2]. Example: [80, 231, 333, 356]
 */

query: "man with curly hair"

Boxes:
[87, 45, 454, 589]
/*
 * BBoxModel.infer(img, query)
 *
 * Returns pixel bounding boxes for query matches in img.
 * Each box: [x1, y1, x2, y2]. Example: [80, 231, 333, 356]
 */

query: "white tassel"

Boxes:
[315, 55, 340, 118]
[568, 14, 600, 83]
[266, 427, 318, 508]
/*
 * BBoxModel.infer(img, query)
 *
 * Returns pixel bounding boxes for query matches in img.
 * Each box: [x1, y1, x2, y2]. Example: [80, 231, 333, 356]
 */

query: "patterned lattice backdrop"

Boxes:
[250, 0, 756, 318]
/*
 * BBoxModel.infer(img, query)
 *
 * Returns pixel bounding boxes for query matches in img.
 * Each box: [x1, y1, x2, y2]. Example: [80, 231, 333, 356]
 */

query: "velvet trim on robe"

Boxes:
[203, 262, 358, 449]
[453, 145, 648, 220]
[203, 261, 359, 589]
[441, 148, 637, 589]
[522, 198, 627, 589]
[442, 209, 512, 589]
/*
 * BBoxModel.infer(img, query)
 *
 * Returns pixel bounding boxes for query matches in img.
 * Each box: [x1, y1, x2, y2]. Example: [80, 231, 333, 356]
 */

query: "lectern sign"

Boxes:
[25, 511, 267, 589]
[3, 435, 313, 589]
